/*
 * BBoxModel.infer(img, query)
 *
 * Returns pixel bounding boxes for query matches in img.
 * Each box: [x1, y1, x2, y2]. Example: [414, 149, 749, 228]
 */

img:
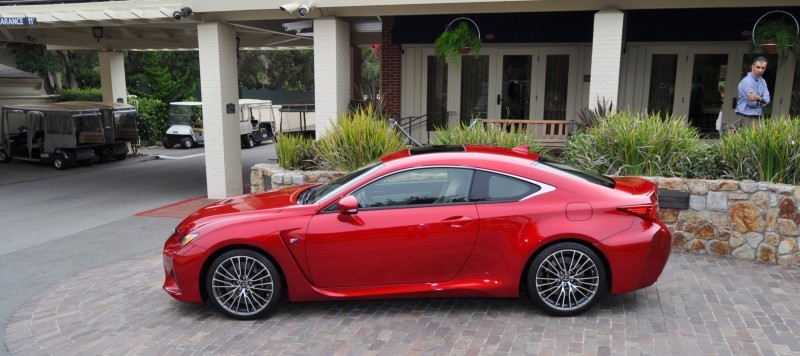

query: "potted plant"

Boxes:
[434, 20, 482, 64]
[752, 19, 800, 57]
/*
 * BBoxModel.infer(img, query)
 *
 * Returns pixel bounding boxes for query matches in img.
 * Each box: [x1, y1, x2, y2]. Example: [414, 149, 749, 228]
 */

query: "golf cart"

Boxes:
[162, 100, 276, 149]
[239, 99, 276, 148]
[53, 101, 138, 161]
[0, 104, 104, 169]
[162, 101, 203, 149]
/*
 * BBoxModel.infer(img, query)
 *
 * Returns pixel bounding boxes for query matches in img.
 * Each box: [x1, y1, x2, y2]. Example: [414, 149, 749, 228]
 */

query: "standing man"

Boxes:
[735, 56, 770, 127]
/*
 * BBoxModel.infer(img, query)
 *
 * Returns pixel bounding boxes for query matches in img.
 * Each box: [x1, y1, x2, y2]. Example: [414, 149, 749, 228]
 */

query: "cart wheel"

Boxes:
[0, 151, 11, 163]
[162, 136, 172, 149]
[53, 156, 68, 170]
[181, 137, 194, 149]
[245, 135, 255, 149]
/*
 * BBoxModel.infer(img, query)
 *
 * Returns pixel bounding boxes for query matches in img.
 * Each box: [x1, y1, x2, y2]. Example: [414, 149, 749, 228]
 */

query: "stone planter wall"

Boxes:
[251, 164, 800, 267]
[651, 177, 799, 267]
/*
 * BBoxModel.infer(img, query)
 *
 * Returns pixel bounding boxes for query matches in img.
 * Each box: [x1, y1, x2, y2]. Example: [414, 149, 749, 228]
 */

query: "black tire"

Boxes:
[205, 249, 283, 320]
[162, 136, 172, 149]
[244, 135, 255, 149]
[0, 151, 10, 163]
[526, 242, 606, 316]
[53, 156, 68, 170]
[180, 137, 194, 149]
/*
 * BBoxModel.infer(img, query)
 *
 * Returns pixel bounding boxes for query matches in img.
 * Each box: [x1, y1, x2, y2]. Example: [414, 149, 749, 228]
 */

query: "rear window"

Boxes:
[535, 160, 615, 189]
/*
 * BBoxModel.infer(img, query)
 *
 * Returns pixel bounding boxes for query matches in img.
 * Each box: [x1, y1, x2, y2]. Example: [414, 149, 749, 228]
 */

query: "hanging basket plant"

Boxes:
[434, 17, 482, 64]
[752, 10, 800, 58]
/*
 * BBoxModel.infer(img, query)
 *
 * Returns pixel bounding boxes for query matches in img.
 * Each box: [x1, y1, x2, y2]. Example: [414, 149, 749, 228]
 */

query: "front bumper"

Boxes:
[162, 232, 207, 303]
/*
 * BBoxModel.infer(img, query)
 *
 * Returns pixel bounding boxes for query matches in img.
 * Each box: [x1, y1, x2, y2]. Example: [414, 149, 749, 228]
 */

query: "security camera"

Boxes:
[280, 3, 300, 13]
[173, 7, 192, 20]
[298, 4, 311, 17]
[282, 20, 313, 33]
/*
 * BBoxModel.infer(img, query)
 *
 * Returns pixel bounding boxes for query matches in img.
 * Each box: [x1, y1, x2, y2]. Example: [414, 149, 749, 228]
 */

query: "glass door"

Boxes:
[497, 51, 533, 120]
[686, 53, 728, 137]
[644, 47, 688, 118]
[532, 48, 578, 121]
[458, 55, 491, 124]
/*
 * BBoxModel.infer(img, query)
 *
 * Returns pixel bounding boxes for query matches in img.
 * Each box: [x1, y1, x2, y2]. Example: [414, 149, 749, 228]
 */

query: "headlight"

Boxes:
[180, 232, 201, 248]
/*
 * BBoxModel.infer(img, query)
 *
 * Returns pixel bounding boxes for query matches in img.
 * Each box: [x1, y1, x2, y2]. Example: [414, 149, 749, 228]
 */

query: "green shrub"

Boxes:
[57, 88, 103, 102]
[313, 105, 406, 171]
[432, 123, 551, 155]
[135, 97, 168, 145]
[561, 111, 701, 177]
[275, 134, 315, 170]
[719, 116, 800, 184]
[675, 142, 727, 180]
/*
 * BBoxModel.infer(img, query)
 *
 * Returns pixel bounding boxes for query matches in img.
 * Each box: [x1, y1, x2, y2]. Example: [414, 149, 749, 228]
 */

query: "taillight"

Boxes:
[617, 204, 659, 221]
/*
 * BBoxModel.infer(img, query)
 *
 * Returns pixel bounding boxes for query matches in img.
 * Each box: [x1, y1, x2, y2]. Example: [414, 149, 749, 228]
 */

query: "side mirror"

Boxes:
[337, 195, 359, 215]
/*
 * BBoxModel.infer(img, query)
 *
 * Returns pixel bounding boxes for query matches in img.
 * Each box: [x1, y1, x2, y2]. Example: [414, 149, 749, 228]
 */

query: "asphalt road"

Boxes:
[0, 143, 277, 355]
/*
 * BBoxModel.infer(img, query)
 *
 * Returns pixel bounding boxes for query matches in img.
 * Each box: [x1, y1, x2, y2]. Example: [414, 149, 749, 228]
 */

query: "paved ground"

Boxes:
[5, 245, 800, 354]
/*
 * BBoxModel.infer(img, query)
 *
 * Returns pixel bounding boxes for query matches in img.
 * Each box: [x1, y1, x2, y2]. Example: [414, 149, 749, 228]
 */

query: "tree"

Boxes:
[8, 43, 64, 94]
[125, 51, 199, 103]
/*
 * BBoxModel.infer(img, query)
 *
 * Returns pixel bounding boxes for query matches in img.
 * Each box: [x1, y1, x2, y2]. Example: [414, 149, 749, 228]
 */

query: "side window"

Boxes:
[470, 170, 540, 202]
[353, 168, 473, 208]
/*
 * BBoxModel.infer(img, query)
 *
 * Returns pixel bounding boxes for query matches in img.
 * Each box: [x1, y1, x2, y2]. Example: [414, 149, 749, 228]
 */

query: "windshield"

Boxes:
[300, 162, 383, 205]
[168, 104, 202, 126]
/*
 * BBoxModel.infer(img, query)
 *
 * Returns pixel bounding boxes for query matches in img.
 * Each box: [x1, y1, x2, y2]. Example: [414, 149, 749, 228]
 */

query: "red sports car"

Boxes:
[163, 145, 671, 319]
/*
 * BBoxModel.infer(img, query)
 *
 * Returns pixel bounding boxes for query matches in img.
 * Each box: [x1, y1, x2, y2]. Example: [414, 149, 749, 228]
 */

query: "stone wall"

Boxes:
[651, 177, 800, 267]
[251, 164, 800, 267]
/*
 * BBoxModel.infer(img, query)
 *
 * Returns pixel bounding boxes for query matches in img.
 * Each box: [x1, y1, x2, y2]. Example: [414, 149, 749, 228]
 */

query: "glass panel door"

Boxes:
[791, 61, 800, 116]
[426, 56, 448, 130]
[688, 54, 727, 137]
[647, 54, 679, 117]
[459, 55, 490, 124]
[500, 55, 532, 120]
[543, 55, 570, 120]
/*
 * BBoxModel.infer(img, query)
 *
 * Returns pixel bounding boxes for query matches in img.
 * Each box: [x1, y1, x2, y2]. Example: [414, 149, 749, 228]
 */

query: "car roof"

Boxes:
[381, 145, 541, 165]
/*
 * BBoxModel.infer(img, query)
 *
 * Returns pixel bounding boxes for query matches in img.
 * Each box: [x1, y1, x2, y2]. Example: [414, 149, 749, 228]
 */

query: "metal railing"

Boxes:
[389, 114, 428, 147]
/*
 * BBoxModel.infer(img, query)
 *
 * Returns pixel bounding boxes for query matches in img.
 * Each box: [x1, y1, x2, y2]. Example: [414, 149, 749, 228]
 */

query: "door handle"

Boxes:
[441, 216, 475, 227]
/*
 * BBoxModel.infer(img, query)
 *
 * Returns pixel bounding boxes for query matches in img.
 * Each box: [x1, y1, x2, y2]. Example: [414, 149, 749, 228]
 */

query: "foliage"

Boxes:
[125, 51, 198, 104]
[67, 50, 101, 88]
[674, 142, 728, 180]
[719, 116, 800, 184]
[434, 21, 482, 64]
[575, 98, 614, 131]
[134, 97, 169, 145]
[275, 134, 316, 170]
[360, 45, 381, 99]
[57, 88, 102, 102]
[313, 104, 406, 171]
[561, 111, 701, 177]
[267, 50, 314, 91]
[7, 43, 63, 93]
[753, 19, 800, 57]
[237, 51, 268, 89]
[432, 123, 551, 156]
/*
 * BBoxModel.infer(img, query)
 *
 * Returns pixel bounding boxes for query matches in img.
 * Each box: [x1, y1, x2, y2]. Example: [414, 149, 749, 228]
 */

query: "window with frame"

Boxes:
[353, 168, 474, 209]
[469, 170, 541, 202]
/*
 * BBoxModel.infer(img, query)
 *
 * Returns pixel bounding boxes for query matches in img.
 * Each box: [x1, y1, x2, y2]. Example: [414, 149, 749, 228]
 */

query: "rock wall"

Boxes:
[251, 164, 800, 267]
[652, 177, 800, 267]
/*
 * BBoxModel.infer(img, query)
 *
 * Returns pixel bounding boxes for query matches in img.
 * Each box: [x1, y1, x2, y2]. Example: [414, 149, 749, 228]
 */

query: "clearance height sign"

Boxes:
[0, 17, 37, 26]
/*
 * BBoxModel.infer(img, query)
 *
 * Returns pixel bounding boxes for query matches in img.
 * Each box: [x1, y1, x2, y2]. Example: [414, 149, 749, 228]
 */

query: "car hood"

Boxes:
[177, 184, 315, 234]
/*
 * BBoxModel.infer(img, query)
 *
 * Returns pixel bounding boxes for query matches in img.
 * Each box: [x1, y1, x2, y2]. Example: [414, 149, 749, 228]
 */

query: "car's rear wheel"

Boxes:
[206, 249, 283, 320]
[527, 242, 606, 316]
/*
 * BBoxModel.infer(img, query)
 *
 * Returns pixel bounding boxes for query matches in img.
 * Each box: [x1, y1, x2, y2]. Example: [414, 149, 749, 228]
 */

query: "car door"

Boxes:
[305, 167, 479, 288]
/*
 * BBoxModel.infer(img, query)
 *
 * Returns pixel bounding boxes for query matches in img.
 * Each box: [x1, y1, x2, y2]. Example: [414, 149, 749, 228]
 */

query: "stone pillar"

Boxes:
[198, 22, 243, 199]
[313, 17, 351, 139]
[588, 9, 625, 109]
[98, 51, 127, 103]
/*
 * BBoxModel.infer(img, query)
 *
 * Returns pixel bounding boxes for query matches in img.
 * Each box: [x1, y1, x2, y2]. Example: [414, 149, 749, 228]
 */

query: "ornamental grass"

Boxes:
[313, 104, 406, 171]
[274, 133, 315, 170]
[562, 110, 701, 177]
[431, 123, 551, 155]
[719, 116, 800, 184]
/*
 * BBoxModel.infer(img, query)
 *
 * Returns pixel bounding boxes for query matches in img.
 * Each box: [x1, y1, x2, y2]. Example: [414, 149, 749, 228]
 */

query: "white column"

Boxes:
[313, 17, 351, 139]
[588, 9, 625, 109]
[198, 22, 243, 199]
[98, 51, 126, 103]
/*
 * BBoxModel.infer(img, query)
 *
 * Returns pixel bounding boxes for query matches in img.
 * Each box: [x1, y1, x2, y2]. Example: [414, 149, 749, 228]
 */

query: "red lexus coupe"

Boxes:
[163, 145, 672, 319]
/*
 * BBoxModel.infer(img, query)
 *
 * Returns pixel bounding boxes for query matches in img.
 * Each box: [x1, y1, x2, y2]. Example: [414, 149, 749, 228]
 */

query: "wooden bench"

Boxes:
[480, 119, 572, 147]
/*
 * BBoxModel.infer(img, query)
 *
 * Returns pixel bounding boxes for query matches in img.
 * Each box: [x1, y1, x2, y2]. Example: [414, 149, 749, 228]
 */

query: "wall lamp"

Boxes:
[92, 26, 103, 42]
[280, 2, 315, 17]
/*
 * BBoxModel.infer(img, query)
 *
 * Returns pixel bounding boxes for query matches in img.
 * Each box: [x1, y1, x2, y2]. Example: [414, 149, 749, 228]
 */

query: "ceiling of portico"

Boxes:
[1, 0, 799, 51]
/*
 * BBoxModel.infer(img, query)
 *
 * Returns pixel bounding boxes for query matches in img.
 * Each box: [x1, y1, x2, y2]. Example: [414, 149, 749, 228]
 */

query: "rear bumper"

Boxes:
[601, 221, 672, 294]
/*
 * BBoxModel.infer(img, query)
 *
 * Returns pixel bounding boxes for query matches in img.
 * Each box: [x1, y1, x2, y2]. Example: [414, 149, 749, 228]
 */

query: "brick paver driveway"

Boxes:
[5, 251, 800, 355]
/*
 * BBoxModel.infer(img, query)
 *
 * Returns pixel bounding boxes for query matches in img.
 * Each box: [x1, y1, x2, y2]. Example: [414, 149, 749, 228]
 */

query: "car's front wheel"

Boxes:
[526, 242, 606, 316]
[205, 249, 283, 320]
